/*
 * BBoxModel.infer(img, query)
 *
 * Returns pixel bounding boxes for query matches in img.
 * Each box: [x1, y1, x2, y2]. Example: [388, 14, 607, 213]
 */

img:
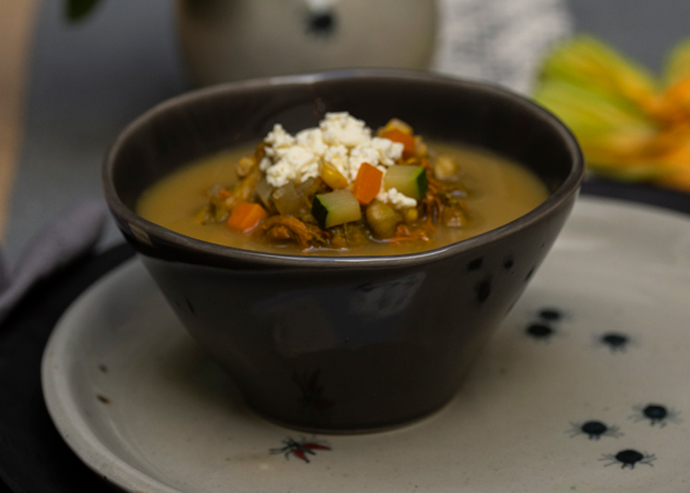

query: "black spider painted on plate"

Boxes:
[568, 420, 622, 440]
[629, 404, 681, 427]
[600, 449, 656, 469]
[538, 308, 562, 321]
[599, 332, 630, 352]
[523, 307, 565, 341]
[526, 323, 554, 339]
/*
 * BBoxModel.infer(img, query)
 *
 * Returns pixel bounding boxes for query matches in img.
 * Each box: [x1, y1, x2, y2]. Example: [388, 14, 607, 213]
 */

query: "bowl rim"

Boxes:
[103, 68, 584, 269]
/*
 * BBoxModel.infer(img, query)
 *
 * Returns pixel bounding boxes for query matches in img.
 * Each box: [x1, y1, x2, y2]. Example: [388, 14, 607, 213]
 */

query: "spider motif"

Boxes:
[568, 420, 622, 440]
[523, 307, 565, 341]
[629, 404, 681, 428]
[270, 437, 331, 463]
[595, 332, 632, 353]
[538, 308, 562, 322]
[600, 449, 656, 469]
[628, 404, 683, 428]
[525, 323, 554, 340]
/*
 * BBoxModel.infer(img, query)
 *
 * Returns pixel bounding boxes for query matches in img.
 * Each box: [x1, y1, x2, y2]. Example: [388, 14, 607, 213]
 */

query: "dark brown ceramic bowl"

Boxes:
[103, 70, 584, 433]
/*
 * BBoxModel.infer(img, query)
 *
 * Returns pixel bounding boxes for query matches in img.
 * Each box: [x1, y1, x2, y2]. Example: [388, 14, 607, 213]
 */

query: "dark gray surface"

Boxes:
[4, 0, 689, 263]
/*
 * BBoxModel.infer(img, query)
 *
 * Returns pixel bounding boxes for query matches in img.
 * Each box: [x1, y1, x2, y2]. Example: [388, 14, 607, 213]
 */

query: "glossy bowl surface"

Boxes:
[103, 70, 584, 432]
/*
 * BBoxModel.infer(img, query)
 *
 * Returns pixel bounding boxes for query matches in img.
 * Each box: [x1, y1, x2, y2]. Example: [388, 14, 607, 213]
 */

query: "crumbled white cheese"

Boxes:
[295, 128, 328, 157]
[377, 188, 417, 209]
[266, 146, 319, 187]
[259, 112, 410, 208]
[320, 112, 371, 148]
[264, 124, 295, 158]
[370, 137, 404, 166]
[259, 157, 272, 172]
[265, 160, 295, 187]
[349, 144, 384, 180]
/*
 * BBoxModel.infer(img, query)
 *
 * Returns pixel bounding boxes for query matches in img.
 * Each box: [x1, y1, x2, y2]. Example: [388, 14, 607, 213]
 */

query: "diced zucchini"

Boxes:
[383, 165, 428, 200]
[312, 190, 362, 229]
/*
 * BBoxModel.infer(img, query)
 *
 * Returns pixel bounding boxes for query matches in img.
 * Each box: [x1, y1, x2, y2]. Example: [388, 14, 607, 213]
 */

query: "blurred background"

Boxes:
[0, 0, 688, 264]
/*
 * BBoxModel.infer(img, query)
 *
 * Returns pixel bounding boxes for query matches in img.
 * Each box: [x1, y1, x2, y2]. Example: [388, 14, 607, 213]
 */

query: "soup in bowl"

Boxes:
[103, 70, 584, 432]
[137, 112, 550, 255]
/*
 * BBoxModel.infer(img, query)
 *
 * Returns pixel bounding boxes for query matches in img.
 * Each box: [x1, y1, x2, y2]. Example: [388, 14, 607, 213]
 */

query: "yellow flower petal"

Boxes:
[663, 37, 690, 87]
[537, 35, 658, 109]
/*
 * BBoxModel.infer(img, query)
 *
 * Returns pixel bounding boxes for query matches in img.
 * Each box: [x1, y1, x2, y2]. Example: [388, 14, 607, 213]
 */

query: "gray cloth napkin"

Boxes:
[0, 200, 107, 326]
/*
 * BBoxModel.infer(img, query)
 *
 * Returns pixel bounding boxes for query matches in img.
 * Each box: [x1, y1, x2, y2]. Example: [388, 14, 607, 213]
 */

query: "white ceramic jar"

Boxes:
[176, 0, 437, 86]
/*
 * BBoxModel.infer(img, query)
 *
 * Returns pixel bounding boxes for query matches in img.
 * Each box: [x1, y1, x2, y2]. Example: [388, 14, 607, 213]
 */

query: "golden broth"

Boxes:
[137, 142, 549, 255]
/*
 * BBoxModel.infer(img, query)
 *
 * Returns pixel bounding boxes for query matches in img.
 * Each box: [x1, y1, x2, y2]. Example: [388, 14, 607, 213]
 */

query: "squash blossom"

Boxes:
[533, 35, 690, 191]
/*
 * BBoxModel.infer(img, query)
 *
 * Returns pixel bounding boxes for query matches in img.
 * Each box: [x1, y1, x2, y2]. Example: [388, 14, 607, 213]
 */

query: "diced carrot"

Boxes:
[226, 201, 268, 233]
[382, 129, 416, 159]
[352, 163, 383, 205]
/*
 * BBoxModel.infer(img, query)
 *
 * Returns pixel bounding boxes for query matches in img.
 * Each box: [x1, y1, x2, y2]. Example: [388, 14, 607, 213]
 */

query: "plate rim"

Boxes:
[41, 260, 182, 493]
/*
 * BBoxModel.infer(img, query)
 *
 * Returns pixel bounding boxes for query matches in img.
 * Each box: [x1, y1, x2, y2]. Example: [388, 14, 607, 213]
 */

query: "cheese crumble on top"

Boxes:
[258, 112, 416, 208]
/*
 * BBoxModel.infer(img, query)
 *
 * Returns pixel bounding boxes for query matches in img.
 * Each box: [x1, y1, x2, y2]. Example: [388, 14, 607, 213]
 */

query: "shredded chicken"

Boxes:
[253, 215, 329, 250]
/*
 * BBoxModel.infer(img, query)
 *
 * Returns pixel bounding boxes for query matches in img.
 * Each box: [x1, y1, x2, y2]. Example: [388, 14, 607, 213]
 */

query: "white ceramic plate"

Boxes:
[42, 197, 690, 493]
